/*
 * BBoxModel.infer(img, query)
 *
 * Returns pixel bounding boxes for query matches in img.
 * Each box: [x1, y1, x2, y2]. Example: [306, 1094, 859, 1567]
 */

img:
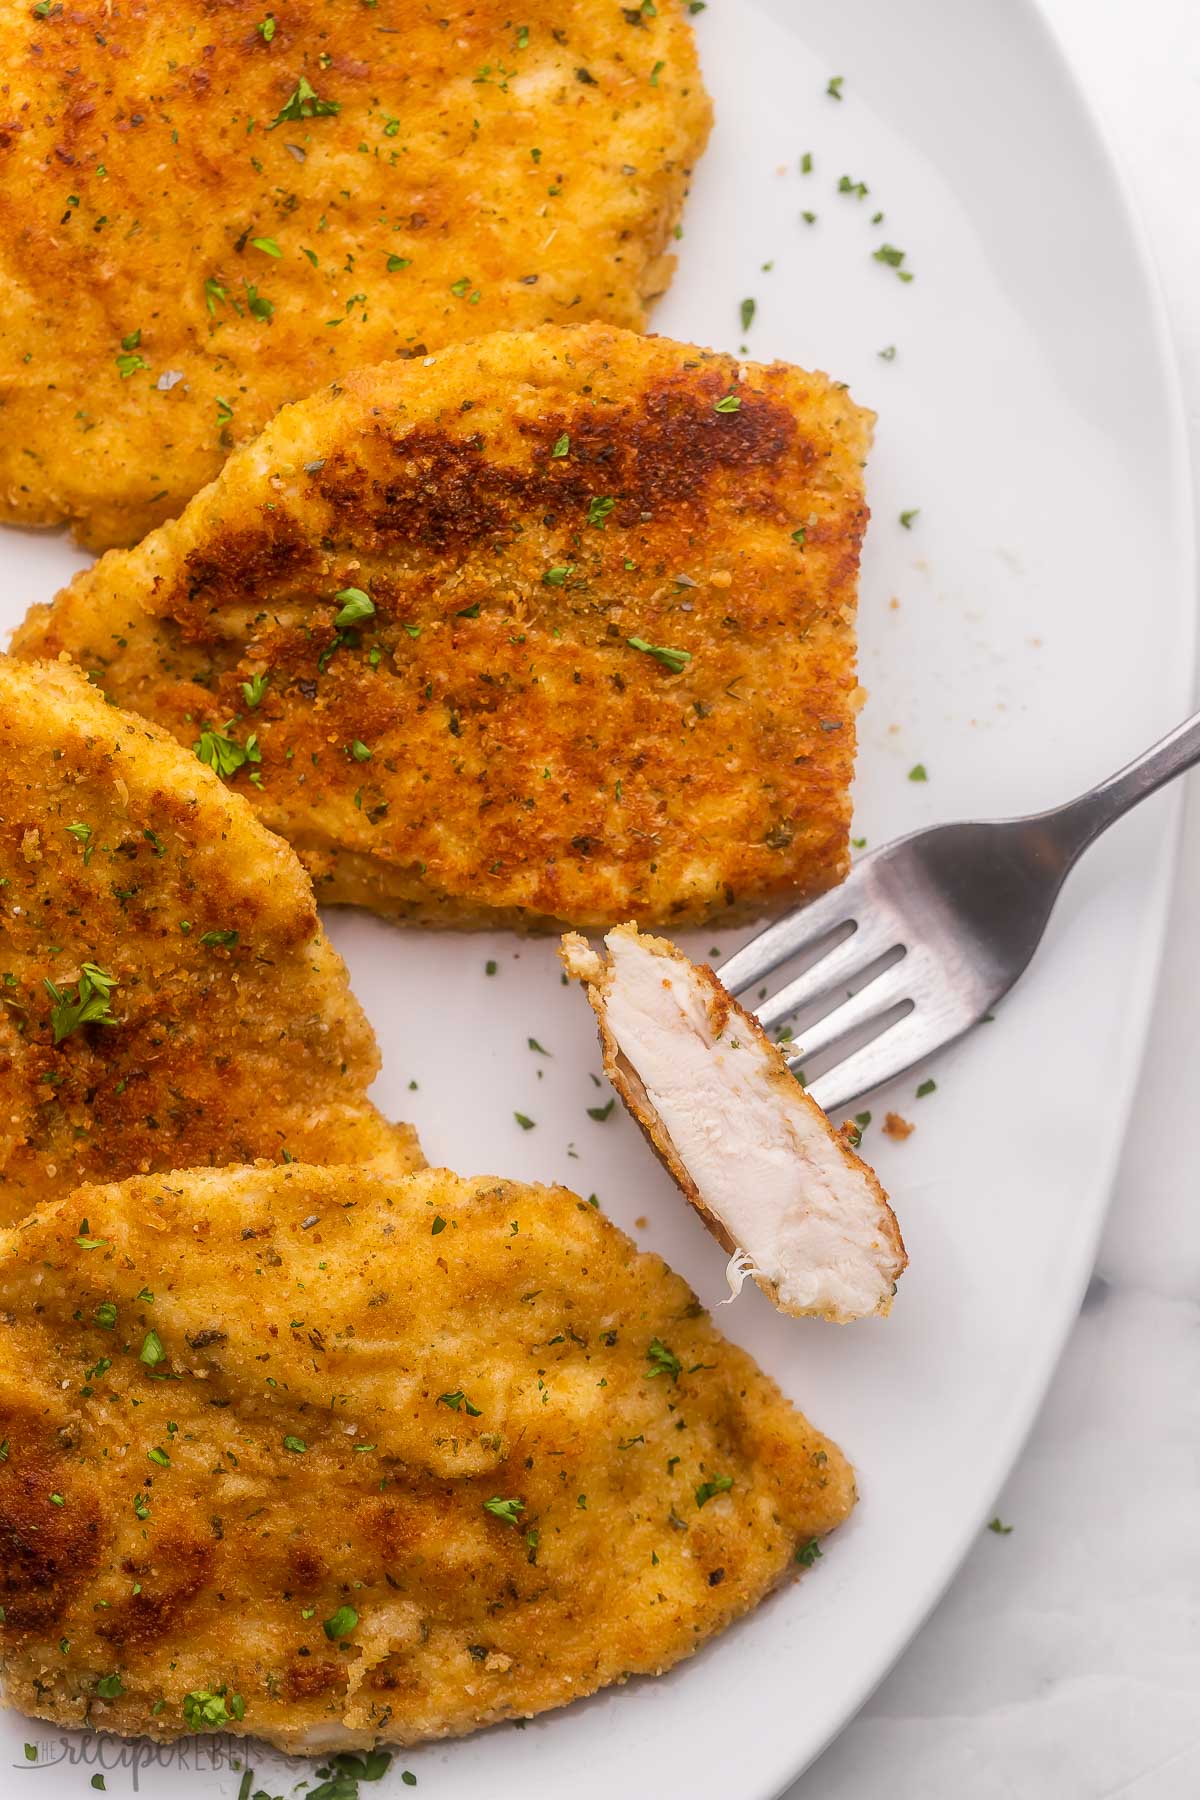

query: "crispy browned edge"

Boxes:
[561, 924, 907, 1320]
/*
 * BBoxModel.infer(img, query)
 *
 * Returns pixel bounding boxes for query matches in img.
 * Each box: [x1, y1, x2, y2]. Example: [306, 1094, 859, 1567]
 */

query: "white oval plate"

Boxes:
[1, 1, 1192, 1796]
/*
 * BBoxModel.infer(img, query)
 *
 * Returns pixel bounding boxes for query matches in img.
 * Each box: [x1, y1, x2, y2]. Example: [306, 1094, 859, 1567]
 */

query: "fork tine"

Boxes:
[754, 916, 903, 1032]
[782, 960, 912, 1067]
[805, 1008, 953, 1115]
[718, 880, 863, 995]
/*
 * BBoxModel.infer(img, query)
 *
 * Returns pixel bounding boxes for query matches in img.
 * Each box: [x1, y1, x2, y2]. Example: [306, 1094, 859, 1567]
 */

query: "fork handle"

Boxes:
[1047, 706, 1200, 853]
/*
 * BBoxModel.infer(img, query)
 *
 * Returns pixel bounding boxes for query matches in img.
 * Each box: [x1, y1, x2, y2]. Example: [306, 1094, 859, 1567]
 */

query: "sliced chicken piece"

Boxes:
[562, 924, 906, 1322]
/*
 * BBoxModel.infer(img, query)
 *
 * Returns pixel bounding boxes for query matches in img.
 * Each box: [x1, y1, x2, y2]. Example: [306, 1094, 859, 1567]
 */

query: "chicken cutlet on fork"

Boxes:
[0, 1164, 854, 1749]
[13, 324, 873, 931]
[0, 657, 420, 1222]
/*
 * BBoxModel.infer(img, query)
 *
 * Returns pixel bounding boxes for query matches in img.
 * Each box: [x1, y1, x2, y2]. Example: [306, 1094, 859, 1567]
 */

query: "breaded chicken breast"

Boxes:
[562, 926, 905, 1321]
[0, 658, 420, 1222]
[14, 325, 873, 930]
[0, 0, 710, 549]
[0, 1163, 854, 1749]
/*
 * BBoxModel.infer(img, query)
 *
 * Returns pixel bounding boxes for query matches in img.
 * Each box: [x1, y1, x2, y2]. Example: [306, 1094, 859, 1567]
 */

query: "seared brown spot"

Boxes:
[99, 1537, 214, 1649]
[285, 1657, 346, 1700]
[0, 1448, 103, 1630]
[286, 1538, 328, 1590]
[311, 380, 796, 557]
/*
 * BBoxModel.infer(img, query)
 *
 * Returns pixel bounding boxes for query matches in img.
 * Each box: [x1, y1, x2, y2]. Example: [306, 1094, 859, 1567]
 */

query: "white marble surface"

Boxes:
[788, 4, 1200, 1796]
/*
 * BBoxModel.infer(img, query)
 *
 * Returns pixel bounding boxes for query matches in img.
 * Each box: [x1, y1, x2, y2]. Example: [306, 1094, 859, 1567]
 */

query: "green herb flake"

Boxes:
[267, 75, 340, 130]
[138, 1329, 165, 1367]
[795, 1536, 823, 1566]
[713, 390, 741, 414]
[514, 1112, 536, 1131]
[194, 726, 261, 781]
[45, 964, 119, 1044]
[908, 763, 928, 782]
[251, 236, 282, 258]
[323, 1604, 359, 1640]
[626, 636, 691, 674]
[899, 509, 920, 529]
[551, 432, 570, 457]
[483, 1495, 525, 1526]
[645, 1337, 681, 1382]
[257, 13, 275, 41]
[182, 1688, 245, 1730]
[695, 1474, 734, 1508]
[988, 1517, 1013, 1535]
[916, 1078, 937, 1098]
[826, 74, 844, 99]
[333, 586, 376, 627]
[438, 1390, 482, 1416]
[587, 495, 615, 529]
[587, 1098, 615, 1122]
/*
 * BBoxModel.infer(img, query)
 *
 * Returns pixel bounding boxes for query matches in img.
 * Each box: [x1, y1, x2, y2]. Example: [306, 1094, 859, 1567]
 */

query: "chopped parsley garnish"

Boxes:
[182, 1688, 244, 1730]
[587, 1098, 615, 1121]
[241, 671, 270, 708]
[551, 432, 570, 457]
[257, 13, 275, 41]
[267, 75, 340, 130]
[199, 929, 238, 948]
[483, 1496, 525, 1526]
[713, 390, 741, 414]
[350, 740, 372, 762]
[627, 636, 691, 674]
[96, 1301, 118, 1330]
[282, 1435, 307, 1453]
[147, 1446, 170, 1468]
[194, 726, 261, 781]
[586, 495, 615, 528]
[94, 1673, 123, 1699]
[514, 1112, 535, 1131]
[542, 564, 574, 586]
[333, 586, 376, 626]
[739, 297, 756, 332]
[908, 763, 928, 782]
[387, 254, 412, 272]
[916, 1078, 937, 1098]
[245, 284, 274, 320]
[988, 1517, 1013, 1535]
[873, 242, 913, 280]
[115, 350, 149, 379]
[878, 344, 897, 361]
[44, 964, 119, 1043]
[695, 1475, 733, 1508]
[899, 508, 920, 532]
[826, 74, 844, 99]
[138, 1330, 165, 1367]
[251, 236, 282, 258]
[438, 1390, 482, 1416]
[795, 1536, 823, 1566]
[801, 151, 813, 173]
[323, 1604, 359, 1640]
[645, 1338, 681, 1382]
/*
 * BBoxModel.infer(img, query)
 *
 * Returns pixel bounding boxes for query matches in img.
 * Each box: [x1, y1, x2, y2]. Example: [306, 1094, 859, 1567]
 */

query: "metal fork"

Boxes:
[719, 711, 1200, 1115]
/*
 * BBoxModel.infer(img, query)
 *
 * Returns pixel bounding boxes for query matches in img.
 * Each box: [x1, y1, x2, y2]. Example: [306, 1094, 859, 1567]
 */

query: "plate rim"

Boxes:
[764, 1, 1198, 1791]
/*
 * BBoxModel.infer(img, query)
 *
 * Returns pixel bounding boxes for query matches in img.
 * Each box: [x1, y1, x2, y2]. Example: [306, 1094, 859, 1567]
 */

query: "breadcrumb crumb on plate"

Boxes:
[561, 924, 906, 1321]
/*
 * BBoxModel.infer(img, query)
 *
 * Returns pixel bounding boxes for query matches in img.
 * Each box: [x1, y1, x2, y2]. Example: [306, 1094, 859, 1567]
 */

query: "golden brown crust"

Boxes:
[13, 324, 873, 931]
[0, 0, 711, 548]
[562, 924, 906, 1316]
[0, 1164, 854, 1748]
[0, 656, 420, 1222]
